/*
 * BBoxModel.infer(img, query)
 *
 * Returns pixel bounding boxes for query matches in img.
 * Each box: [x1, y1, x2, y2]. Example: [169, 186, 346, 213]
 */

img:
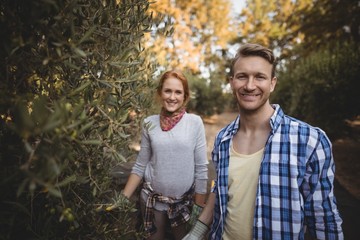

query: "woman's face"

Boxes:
[160, 77, 185, 113]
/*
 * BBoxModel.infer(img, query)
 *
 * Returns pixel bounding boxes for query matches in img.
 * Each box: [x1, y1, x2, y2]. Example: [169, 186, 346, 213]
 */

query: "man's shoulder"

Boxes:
[273, 105, 318, 130]
[284, 114, 321, 130]
[281, 114, 328, 140]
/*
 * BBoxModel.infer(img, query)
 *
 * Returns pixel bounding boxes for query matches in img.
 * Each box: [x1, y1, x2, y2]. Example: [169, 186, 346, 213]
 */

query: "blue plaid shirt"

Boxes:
[209, 105, 343, 240]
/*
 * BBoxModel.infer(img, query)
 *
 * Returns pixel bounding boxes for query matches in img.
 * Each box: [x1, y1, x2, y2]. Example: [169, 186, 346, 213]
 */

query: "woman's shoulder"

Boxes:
[143, 114, 159, 125]
[184, 112, 204, 125]
[145, 114, 159, 120]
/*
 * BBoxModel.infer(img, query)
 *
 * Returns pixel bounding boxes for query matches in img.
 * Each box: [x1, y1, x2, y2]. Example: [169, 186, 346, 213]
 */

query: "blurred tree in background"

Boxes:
[273, 41, 360, 139]
[298, 0, 360, 54]
[236, 0, 313, 60]
[0, 0, 170, 239]
[235, 0, 359, 60]
[147, 0, 235, 73]
[187, 71, 233, 116]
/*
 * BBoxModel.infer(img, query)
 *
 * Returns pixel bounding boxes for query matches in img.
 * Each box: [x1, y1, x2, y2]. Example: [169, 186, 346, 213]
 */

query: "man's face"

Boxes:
[230, 56, 276, 113]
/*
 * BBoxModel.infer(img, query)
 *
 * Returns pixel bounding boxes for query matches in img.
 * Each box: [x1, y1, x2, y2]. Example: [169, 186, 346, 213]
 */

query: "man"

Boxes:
[185, 43, 343, 239]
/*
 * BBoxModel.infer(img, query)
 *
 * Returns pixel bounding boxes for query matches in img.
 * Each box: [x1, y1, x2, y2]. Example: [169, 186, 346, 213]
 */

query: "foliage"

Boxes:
[236, 0, 359, 61]
[187, 72, 232, 117]
[146, 0, 236, 74]
[272, 41, 360, 139]
[236, 0, 313, 60]
[299, 0, 360, 52]
[0, 0, 168, 239]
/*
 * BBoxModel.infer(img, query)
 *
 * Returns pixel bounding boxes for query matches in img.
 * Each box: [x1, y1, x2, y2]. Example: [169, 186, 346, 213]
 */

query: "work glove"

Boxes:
[182, 220, 209, 240]
[106, 191, 134, 212]
[189, 204, 203, 226]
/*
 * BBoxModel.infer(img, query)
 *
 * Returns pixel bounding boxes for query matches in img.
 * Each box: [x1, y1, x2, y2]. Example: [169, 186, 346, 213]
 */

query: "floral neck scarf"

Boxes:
[160, 107, 186, 131]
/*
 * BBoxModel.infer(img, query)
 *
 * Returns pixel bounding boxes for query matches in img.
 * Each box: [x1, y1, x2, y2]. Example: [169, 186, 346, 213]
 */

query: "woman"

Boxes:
[122, 69, 208, 240]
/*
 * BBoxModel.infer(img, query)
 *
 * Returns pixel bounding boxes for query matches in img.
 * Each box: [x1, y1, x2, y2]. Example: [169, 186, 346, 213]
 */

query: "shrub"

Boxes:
[0, 0, 167, 239]
[273, 41, 360, 139]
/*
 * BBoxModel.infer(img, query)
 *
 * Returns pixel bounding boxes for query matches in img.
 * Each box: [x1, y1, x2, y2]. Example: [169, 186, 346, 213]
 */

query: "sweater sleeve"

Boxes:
[131, 119, 152, 177]
[194, 116, 208, 194]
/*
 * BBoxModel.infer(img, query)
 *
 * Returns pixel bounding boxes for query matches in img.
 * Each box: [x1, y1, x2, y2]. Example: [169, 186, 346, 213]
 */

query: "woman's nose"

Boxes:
[169, 92, 176, 99]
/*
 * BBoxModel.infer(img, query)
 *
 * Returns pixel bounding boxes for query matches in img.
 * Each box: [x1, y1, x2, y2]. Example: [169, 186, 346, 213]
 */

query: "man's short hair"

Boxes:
[230, 43, 277, 78]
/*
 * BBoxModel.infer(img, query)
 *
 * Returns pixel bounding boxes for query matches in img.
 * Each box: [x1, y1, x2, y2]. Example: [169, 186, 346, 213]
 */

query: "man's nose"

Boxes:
[245, 77, 256, 90]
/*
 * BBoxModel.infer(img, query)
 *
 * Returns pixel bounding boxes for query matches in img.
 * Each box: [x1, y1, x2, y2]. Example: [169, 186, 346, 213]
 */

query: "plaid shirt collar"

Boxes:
[221, 104, 283, 140]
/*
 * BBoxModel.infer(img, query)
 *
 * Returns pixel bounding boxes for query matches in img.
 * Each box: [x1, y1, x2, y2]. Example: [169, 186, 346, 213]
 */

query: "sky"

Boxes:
[230, 0, 245, 15]
[227, 0, 246, 56]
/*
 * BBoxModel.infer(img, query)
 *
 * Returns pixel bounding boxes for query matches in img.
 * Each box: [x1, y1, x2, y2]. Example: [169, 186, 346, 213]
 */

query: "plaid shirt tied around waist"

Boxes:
[142, 182, 194, 237]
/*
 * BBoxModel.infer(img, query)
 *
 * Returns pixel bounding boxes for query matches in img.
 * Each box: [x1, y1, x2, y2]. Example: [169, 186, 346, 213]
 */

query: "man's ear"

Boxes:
[229, 76, 234, 88]
[270, 77, 277, 92]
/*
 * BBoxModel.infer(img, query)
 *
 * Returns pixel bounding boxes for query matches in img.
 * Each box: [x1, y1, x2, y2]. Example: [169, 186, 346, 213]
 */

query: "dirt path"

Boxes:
[203, 112, 238, 159]
[332, 138, 360, 199]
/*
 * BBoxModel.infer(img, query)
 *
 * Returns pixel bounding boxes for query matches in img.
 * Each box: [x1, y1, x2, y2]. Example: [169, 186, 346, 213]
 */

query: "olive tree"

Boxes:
[0, 0, 169, 239]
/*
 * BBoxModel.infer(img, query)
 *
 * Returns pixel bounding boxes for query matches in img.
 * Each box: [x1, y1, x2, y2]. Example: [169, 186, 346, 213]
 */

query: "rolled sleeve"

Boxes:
[303, 132, 343, 239]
